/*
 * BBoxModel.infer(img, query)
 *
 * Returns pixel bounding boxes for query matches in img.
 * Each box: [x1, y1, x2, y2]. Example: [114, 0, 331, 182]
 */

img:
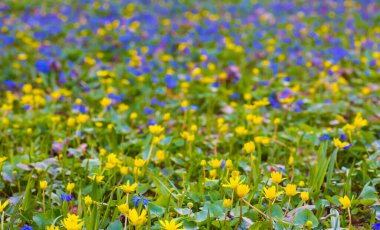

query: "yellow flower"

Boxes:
[46, 225, 59, 230]
[342, 124, 355, 133]
[254, 136, 271, 145]
[284, 184, 298, 196]
[66, 183, 75, 192]
[100, 97, 112, 107]
[159, 219, 185, 230]
[134, 159, 146, 168]
[222, 177, 245, 190]
[223, 199, 232, 208]
[274, 118, 281, 125]
[46, 224, 59, 230]
[163, 113, 171, 121]
[263, 186, 283, 200]
[130, 112, 138, 120]
[120, 166, 128, 175]
[119, 181, 138, 193]
[128, 208, 147, 227]
[306, 220, 313, 228]
[333, 138, 350, 149]
[209, 159, 222, 169]
[84, 195, 93, 205]
[0, 200, 9, 212]
[300, 192, 309, 202]
[40, 180, 48, 190]
[236, 184, 250, 198]
[118, 203, 129, 215]
[156, 150, 165, 162]
[200, 160, 206, 167]
[67, 118, 76, 127]
[339, 195, 352, 209]
[149, 124, 164, 135]
[353, 113, 367, 128]
[61, 214, 83, 230]
[88, 175, 105, 183]
[0, 157, 8, 166]
[271, 171, 285, 183]
[225, 159, 233, 169]
[235, 126, 248, 136]
[243, 141, 255, 153]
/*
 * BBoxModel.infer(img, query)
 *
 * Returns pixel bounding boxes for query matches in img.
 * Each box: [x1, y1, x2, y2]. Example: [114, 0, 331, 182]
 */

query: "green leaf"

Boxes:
[108, 220, 123, 230]
[270, 204, 284, 219]
[194, 210, 208, 223]
[294, 209, 318, 228]
[149, 203, 165, 218]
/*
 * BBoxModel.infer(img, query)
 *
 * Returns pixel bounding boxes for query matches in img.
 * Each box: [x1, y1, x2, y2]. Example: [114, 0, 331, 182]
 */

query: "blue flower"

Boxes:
[372, 223, 380, 230]
[343, 143, 352, 151]
[60, 193, 72, 202]
[221, 160, 226, 169]
[20, 225, 33, 230]
[35, 60, 50, 74]
[340, 134, 347, 141]
[319, 134, 332, 141]
[143, 107, 154, 115]
[131, 195, 150, 208]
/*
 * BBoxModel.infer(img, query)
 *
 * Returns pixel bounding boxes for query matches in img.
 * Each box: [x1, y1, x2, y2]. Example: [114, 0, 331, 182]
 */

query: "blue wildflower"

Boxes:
[20, 225, 33, 230]
[143, 107, 154, 115]
[60, 193, 72, 202]
[319, 134, 332, 141]
[35, 60, 50, 74]
[131, 195, 150, 208]
[372, 223, 380, 230]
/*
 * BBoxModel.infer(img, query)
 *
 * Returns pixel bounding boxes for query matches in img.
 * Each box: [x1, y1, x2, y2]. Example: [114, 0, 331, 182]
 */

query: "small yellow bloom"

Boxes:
[40, 180, 48, 190]
[84, 195, 93, 205]
[130, 112, 138, 120]
[46, 225, 59, 230]
[118, 203, 129, 215]
[284, 184, 298, 196]
[243, 141, 255, 153]
[339, 195, 351, 209]
[156, 150, 165, 162]
[271, 171, 285, 183]
[88, 175, 105, 183]
[235, 126, 248, 136]
[223, 199, 232, 208]
[223, 175, 244, 189]
[333, 138, 350, 149]
[134, 159, 146, 168]
[200, 160, 206, 167]
[119, 181, 138, 193]
[149, 124, 165, 135]
[209, 159, 222, 169]
[236, 184, 250, 198]
[353, 113, 367, 128]
[66, 182, 75, 192]
[61, 214, 83, 230]
[306, 220, 313, 228]
[225, 159, 233, 169]
[159, 219, 185, 230]
[263, 186, 283, 200]
[128, 208, 147, 227]
[120, 166, 128, 175]
[0, 200, 9, 212]
[300, 192, 309, 202]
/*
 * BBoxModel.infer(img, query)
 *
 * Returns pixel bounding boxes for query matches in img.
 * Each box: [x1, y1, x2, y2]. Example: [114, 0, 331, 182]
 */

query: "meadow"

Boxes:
[0, 0, 379, 229]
